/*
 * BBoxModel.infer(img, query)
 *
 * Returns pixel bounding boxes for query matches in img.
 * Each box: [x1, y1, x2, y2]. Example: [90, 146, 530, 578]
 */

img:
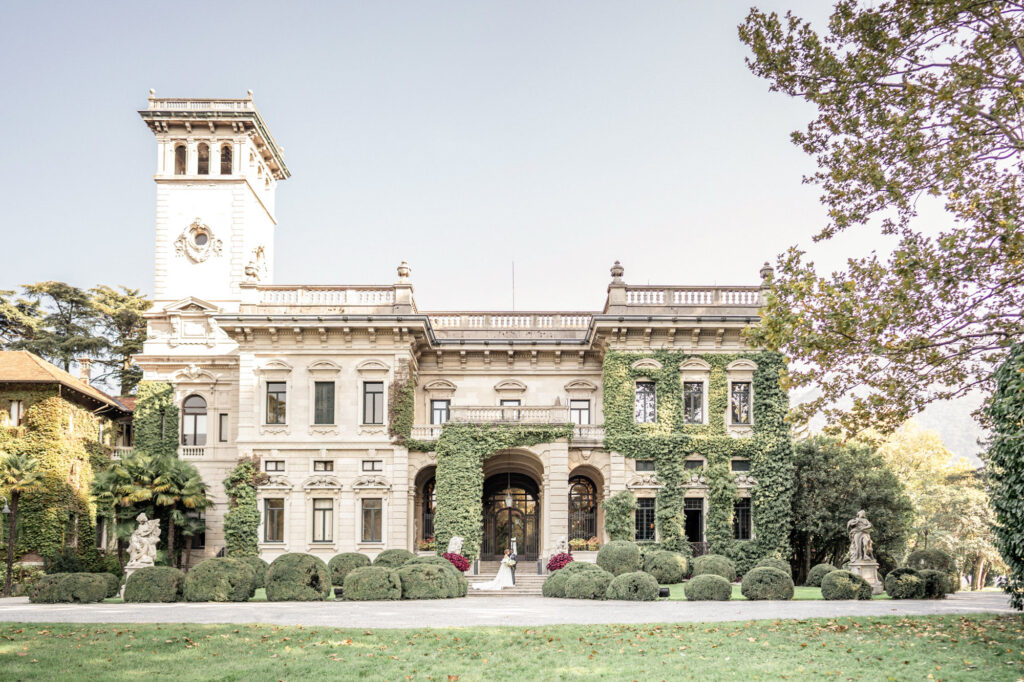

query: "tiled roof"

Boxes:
[0, 351, 133, 416]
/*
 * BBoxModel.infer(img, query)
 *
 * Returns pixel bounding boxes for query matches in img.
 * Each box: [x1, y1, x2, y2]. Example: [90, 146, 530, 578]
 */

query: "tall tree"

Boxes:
[90, 285, 151, 395]
[16, 282, 105, 372]
[0, 290, 39, 348]
[0, 453, 44, 597]
[153, 458, 209, 566]
[739, 1, 1024, 435]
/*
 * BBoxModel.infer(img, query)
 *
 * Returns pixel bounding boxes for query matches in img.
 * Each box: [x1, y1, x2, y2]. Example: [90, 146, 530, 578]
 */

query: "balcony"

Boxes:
[427, 312, 593, 340]
[408, 419, 604, 446]
[111, 446, 134, 460]
[178, 446, 206, 458]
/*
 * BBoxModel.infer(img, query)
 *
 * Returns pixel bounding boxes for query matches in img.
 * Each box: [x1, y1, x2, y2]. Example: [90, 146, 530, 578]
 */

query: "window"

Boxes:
[683, 459, 705, 470]
[312, 498, 333, 543]
[218, 413, 228, 442]
[220, 144, 232, 175]
[118, 422, 133, 447]
[174, 145, 187, 175]
[314, 381, 335, 425]
[499, 399, 521, 421]
[361, 498, 382, 542]
[8, 400, 23, 426]
[430, 399, 450, 425]
[362, 460, 383, 472]
[363, 382, 384, 424]
[264, 498, 284, 542]
[685, 498, 705, 543]
[683, 382, 704, 424]
[636, 459, 656, 472]
[634, 382, 656, 423]
[197, 142, 210, 174]
[731, 382, 752, 425]
[731, 458, 751, 472]
[313, 460, 334, 472]
[569, 399, 591, 426]
[265, 460, 284, 472]
[181, 395, 207, 446]
[422, 478, 436, 540]
[266, 381, 287, 424]
[635, 498, 656, 541]
[733, 498, 752, 540]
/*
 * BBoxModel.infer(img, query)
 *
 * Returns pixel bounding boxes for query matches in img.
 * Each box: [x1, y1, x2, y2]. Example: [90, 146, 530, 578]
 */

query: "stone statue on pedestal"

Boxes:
[846, 510, 883, 594]
[121, 513, 161, 596]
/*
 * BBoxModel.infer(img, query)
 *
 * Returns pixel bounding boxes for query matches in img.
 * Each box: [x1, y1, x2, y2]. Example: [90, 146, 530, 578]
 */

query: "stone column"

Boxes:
[543, 439, 570, 559]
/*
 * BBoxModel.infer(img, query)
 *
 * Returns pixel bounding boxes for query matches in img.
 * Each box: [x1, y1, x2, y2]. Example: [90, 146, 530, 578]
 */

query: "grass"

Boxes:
[0, 615, 1020, 680]
[666, 583, 889, 601]
[100, 588, 333, 605]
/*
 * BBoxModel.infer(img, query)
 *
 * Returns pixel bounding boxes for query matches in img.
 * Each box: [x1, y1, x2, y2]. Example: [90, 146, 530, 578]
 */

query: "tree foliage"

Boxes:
[740, 1, 1024, 434]
[89, 286, 151, 395]
[16, 282, 105, 372]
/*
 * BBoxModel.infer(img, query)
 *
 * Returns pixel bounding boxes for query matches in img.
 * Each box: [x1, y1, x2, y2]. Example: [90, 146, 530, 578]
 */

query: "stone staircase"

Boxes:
[466, 573, 545, 596]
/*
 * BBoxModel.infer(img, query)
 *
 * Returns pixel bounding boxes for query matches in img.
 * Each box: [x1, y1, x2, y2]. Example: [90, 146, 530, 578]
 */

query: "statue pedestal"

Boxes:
[849, 560, 883, 595]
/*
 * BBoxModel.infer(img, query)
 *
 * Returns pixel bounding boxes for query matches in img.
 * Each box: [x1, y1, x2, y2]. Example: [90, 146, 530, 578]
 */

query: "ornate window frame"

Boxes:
[725, 359, 757, 433]
[257, 473, 294, 551]
[257, 360, 293, 435]
[356, 360, 389, 433]
[679, 358, 711, 426]
[307, 360, 342, 435]
[303, 474, 343, 550]
[353, 474, 391, 547]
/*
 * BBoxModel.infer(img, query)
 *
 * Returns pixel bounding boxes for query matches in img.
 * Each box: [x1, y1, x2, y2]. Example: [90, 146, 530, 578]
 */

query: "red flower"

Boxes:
[547, 552, 574, 572]
[443, 552, 471, 572]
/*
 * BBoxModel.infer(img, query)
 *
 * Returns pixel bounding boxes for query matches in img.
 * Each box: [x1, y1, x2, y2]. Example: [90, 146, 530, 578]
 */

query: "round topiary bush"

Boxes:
[373, 549, 416, 568]
[754, 557, 792, 578]
[606, 571, 660, 601]
[561, 561, 605, 576]
[405, 555, 455, 570]
[805, 563, 837, 587]
[237, 556, 270, 589]
[820, 570, 873, 600]
[343, 566, 402, 601]
[99, 572, 121, 598]
[917, 569, 949, 599]
[29, 573, 107, 604]
[542, 570, 571, 598]
[692, 554, 737, 583]
[265, 553, 331, 601]
[328, 553, 372, 587]
[740, 567, 795, 601]
[643, 551, 688, 584]
[398, 563, 460, 599]
[184, 558, 257, 602]
[564, 569, 614, 599]
[124, 566, 185, 603]
[596, 540, 642, 576]
[684, 574, 733, 601]
[885, 569, 925, 599]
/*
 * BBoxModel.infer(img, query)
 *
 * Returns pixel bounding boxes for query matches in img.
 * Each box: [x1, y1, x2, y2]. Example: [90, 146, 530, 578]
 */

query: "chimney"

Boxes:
[78, 358, 92, 385]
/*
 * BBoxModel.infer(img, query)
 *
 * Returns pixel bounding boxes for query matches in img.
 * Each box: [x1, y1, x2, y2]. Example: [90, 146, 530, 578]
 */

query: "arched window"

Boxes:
[220, 145, 233, 175]
[422, 478, 435, 540]
[569, 475, 597, 541]
[197, 143, 210, 175]
[181, 395, 207, 446]
[174, 145, 187, 175]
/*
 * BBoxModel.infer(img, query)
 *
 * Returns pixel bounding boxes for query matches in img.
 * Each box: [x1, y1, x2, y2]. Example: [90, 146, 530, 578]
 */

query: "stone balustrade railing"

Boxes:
[623, 286, 762, 307]
[410, 425, 443, 440]
[256, 285, 396, 307]
[573, 425, 605, 442]
[449, 405, 570, 424]
[408, 422, 602, 443]
[112, 446, 134, 460]
[427, 313, 593, 331]
[147, 97, 254, 112]
[178, 446, 206, 458]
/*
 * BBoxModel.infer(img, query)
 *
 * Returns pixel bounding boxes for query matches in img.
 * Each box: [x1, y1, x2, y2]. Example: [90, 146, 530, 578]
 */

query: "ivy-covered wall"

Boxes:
[602, 350, 793, 561]
[223, 457, 266, 557]
[133, 381, 179, 458]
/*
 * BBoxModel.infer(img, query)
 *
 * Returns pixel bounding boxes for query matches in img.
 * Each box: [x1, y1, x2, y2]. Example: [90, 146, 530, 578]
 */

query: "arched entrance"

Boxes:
[481, 473, 540, 560]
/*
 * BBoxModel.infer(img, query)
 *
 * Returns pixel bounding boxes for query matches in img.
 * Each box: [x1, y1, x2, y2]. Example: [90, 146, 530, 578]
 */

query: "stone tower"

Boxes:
[138, 90, 289, 311]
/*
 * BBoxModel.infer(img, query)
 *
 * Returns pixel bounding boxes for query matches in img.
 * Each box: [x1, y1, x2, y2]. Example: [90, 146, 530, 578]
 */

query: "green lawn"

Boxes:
[666, 583, 889, 601]
[0, 615, 1020, 680]
[100, 587, 335, 605]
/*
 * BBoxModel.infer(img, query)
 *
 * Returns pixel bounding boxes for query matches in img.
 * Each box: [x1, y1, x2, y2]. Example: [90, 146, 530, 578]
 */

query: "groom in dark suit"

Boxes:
[509, 541, 518, 586]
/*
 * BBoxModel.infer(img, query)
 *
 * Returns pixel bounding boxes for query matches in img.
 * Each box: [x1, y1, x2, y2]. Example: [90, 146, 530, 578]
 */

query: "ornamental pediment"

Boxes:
[356, 359, 390, 375]
[259, 475, 293, 491]
[307, 360, 342, 374]
[424, 379, 457, 393]
[626, 473, 662, 490]
[163, 296, 221, 314]
[564, 379, 598, 393]
[494, 379, 527, 393]
[303, 475, 342, 490]
[257, 359, 293, 373]
[630, 358, 663, 371]
[679, 358, 712, 372]
[172, 364, 219, 384]
[352, 474, 391, 490]
[735, 473, 757, 488]
[726, 359, 758, 372]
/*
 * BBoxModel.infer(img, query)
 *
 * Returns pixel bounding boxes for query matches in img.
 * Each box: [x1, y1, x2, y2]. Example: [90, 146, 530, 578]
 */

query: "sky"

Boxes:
[0, 1, 984, 458]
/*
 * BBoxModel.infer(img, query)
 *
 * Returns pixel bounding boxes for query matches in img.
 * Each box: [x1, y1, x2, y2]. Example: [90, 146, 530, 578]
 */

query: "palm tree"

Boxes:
[153, 458, 209, 566]
[0, 452, 44, 596]
[178, 515, 206, 572]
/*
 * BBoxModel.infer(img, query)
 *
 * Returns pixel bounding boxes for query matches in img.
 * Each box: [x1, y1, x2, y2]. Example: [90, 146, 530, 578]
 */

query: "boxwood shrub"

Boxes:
[265, 553, 331, 601]
[29, 573, 107, 604]
[328, 553, 371, 587]
[683, 574, 733, 601]
[820, 570, 872, 600]
[643, 551, 688, 584]
[806, 563, 837, 587]
[124, 567, 185, 603]
[561, 561, 605, 576]
[398, 563, 460, 599]
[373, 549, 416, 568]
[184, 558, 257, 602]
[906, 548, 956, 574]
[405, 555, 456, 571]
[740, 567, 794, 600]
[596, 541, 642, 576]
[542, 570, 571, 598]
[99, 572, 121, 598]
[754, 557, 792, 578]
[564, 569, 614, 599]
[692, 554, 737, 583]
[917, 569, 950, 599]
[343, 566, 402, 601]
[885, 568, 925, 599]
[606, 571, 660, 601]
[238, 556, 270, 589]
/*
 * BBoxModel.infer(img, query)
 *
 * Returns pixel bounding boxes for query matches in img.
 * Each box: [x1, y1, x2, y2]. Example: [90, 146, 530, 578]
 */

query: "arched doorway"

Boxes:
[481, 473, 539, 560]
[569, 475, 598, 541]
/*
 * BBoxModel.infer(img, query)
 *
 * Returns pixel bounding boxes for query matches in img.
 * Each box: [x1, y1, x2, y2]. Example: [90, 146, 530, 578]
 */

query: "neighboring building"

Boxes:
[135, 93, 779, 564]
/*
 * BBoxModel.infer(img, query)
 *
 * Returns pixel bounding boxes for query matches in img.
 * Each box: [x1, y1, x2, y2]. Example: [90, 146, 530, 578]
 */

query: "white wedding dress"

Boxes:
[471, 556, 515, 591]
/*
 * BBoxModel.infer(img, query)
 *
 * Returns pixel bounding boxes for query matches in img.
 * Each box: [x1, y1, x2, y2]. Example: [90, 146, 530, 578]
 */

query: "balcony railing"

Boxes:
[409, 423, 604, 443]
[112, 446, 134, 460]
[410, 425, 443, 440]
[178, 446, 206, 458]
[147, 97, 255, 112]
[256, 285, 396, 307]
[449, 405, 570, 424]
[573, 425, 605, 442]
[427, 313, 592, 331]
[623, 286, 762, 307]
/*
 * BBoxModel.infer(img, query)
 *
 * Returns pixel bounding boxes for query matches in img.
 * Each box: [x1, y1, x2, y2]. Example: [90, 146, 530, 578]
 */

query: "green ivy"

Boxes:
[433, 423, 574, 561]
[387, 373, 415, 443]
[223, 458, 266, 557]
[133, 382, 178, 458]
[601, 490, 637, 541]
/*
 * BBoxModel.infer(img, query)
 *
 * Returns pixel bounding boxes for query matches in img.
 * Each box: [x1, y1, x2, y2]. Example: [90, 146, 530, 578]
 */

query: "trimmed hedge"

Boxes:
[561, 561, 605, 576]
[917, 569, 950, 599]
[820, 570, 872, 600]
[238, 557, 270, 589]
[692, 554, 737, 583]
[643, 551, 688, 584]
[99, 572, 121, 598]
[328, 553, 371, 587]
[885, 568, 925, 599]
[606, 571, 660, 601]
[265, 553, 331, 601]
[906, 548, 956, 574]
[542, 570, 571, 598]
[684, 574, 733, 601]
[343, 566, 402, 601]
[806, 563, 836, 587]
[405, 555, 455, 571]
[29, 573, 107, 604]
[740, 567, 794, 600]
[398, 564, 460, 599]
[754, 557, 792, 578]
[597, 541, 642, 576]
[184, 558, 256, 602]
[124, 567, 185, 603]
[564, 569, 614, 600]
[373, 549, 416, 569]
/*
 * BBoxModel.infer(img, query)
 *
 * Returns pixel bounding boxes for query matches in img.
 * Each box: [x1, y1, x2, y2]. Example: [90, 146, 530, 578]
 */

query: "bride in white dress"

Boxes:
[471, 549, 515, 591]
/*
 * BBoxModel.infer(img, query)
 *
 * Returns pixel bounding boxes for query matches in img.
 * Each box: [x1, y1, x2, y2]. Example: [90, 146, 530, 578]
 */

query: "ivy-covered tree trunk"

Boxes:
[3, 494, 18, 597]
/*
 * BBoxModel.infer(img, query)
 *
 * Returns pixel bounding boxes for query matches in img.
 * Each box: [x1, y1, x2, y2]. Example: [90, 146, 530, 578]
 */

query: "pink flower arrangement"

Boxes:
[547, 552, 574, 572]
[443, 552, 471, 573]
